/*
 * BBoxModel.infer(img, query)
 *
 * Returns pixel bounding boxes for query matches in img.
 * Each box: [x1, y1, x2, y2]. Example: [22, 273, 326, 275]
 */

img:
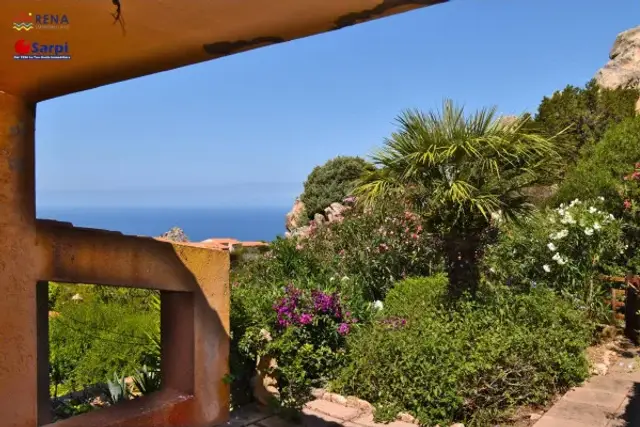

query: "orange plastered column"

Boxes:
[0, 91, 39, 427]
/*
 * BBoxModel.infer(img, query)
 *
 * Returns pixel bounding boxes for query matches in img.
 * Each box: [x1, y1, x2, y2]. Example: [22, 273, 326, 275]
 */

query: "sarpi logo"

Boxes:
[12, 13, 70, 31]
[13, 40, 71, 60]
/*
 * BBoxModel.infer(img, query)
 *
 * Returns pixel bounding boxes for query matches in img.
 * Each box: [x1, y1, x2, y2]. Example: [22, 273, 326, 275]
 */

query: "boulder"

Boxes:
[324, 202, 348, 223]
[285, 198, 306, 232]
[595, 26, 640, 91]
[159, 226, 189, 243]
[313, 212, 326, 226]
[252, 355, 279, 406]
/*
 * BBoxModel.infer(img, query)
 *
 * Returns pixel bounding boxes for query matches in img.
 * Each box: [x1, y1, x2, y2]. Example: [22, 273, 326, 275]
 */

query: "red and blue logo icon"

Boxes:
[14, 39, 71, 60]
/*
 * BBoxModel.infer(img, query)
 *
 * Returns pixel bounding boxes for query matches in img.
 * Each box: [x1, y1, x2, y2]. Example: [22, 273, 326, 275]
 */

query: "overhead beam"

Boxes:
[1, 0, 447, 102]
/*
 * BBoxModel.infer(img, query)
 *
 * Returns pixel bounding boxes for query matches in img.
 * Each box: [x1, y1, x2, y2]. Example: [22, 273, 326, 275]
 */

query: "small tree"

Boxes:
[301, 156, 374, 219]
[355, 100, 560, 297]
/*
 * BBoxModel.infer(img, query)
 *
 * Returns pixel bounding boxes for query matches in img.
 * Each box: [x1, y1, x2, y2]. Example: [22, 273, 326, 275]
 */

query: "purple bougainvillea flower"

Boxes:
[337, 323, 350, 335]
[299, 313, 313, 325]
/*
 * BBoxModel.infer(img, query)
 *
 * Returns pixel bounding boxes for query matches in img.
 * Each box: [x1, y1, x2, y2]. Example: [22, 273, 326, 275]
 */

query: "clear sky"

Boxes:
[36, 0, 639, 209]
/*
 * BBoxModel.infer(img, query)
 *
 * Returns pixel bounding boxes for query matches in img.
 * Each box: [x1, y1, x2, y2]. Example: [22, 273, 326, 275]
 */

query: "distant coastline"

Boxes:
[36, 205, 288, 242]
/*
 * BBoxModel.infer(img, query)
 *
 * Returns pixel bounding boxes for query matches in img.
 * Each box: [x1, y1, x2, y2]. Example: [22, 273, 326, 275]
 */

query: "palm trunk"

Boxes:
[443, 232, 481, 299]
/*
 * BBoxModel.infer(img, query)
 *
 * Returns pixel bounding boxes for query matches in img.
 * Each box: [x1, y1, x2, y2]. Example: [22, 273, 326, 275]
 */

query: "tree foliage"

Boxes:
[553, 117, 640, 212]
[533, 79, 638, 166]
[300, 156, 373, 218]
[355, 100, 560, 296]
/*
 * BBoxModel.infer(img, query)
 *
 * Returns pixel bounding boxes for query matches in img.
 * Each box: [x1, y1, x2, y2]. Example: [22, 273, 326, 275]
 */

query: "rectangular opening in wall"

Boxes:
[42, 281, 161, 423]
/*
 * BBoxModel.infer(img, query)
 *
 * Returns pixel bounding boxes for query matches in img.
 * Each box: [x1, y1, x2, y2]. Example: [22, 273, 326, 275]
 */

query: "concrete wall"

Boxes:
[0, 92, 231, 427]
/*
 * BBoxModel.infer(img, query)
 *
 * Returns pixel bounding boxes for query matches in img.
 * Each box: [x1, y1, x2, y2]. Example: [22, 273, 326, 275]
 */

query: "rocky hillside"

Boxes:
[595, 25, 640, 109]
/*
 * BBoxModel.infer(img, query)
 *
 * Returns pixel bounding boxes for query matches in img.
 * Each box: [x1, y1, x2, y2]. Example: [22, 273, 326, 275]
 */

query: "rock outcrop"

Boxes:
[595, 26, 640, 91]
[285, 197, 354, 239]
[285, 198, 306, 232]
[158, 226, 189, 243]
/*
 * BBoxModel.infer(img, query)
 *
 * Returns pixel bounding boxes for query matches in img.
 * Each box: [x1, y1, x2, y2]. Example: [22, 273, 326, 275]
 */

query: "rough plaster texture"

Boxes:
[1, 90, 232, 427]
[0, 0, 446, 102]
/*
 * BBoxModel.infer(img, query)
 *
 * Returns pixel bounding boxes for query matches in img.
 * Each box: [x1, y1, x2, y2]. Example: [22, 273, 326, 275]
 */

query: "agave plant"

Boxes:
[132, 365, 162, 396]
[104, 372, 130, 405]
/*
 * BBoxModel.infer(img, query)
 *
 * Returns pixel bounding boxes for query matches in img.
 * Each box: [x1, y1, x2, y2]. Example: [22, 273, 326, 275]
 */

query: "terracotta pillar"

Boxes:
[0, 91, 39, 427]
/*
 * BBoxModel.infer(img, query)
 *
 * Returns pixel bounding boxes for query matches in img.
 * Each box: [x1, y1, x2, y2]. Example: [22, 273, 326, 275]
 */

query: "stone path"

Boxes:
[223, 399, 421, 427]
[534, 346, 640, 427]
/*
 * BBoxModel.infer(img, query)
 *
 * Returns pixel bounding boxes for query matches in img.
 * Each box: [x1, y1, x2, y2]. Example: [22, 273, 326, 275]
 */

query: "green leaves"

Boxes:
[300, 156, 374, 219]
[355, 99, 559, 233]
[332, 279, 591, 426]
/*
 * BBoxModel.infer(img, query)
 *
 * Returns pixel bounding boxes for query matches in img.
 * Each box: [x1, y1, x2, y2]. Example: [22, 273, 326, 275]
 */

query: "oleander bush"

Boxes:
[483, 198, 626, 325]
[332, 276, 592, 427]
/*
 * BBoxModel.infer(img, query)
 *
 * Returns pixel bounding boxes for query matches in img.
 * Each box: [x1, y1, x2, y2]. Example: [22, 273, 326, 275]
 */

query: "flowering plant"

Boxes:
[307, 204, 443, 300]
[241, 284, 360, 412]
[484, 198, 625, 322]
[620, 162, 640, 273]
[272, 284, 358, 336]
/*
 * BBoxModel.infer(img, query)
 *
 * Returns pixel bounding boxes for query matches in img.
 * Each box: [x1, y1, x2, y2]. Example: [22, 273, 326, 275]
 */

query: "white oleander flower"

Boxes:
[584, 228, 594, 236]
[589, 206, 598, 214]
[373, 300, 383, 310]
[543, 264, 551, 273]
[593, 222, 601, 230]
[547, 242, 557, 252]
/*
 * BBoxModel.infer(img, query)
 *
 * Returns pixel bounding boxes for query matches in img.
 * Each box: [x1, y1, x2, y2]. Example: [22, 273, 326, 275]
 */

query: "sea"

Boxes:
[36, 206, 289, 242]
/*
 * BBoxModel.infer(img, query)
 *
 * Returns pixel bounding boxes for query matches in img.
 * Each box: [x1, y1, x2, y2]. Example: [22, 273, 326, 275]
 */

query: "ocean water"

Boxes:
[36, 206, 289, 242]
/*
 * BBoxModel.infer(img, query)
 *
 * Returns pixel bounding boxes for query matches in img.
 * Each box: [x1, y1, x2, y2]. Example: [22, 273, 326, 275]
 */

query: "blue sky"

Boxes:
[36, 0, 639, 209]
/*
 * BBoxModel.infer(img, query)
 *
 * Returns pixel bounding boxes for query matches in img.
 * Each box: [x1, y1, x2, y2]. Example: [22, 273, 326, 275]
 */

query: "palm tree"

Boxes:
[355, 100, 560, 298]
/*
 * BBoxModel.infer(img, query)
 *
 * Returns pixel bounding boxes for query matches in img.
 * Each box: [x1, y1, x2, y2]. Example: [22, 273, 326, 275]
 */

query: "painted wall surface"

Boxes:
[1, 0, 446, 102]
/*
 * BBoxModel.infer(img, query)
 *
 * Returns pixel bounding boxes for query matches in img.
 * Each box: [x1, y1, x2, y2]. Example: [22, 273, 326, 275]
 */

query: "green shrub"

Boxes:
[534, 79, 638, 166]
[301, 156, 374, 218]
[49, 284, 159, 394]
[620, 162, 640, 273]
[484, 199, 625, 324]
[232, 280, 374, 414]
[305, 203, 443, 300]
[553, 117, 640, 209]
[228, 201, 442, 408]
[332, 276, 592, 426]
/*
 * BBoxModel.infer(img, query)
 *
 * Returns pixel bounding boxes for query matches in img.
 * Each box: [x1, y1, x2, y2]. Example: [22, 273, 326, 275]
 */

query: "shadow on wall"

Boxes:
[36, 219, 231, 427]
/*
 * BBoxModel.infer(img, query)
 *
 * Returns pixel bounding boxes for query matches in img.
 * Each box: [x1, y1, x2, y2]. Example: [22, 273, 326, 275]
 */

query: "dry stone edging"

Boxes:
[311, 388, 464, 427]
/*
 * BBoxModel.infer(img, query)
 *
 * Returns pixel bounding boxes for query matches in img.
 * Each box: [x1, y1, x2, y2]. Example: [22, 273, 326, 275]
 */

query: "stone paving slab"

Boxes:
[583, 376, 635, 395]
[563, 388, 628, 411]
[349, 414, 416, 427]
[305, 400, 361, 421]
[533, 415, 603, 427]
[543, 399, 613, 426]
[534, 369, 639, 427]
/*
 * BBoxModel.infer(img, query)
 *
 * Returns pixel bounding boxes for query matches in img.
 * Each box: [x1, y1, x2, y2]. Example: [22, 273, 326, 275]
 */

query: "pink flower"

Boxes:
[299, 313, 313, 325]
[411, 233, 419, 240]
[337, 323, 350, 335]
[338, 249, 345, 256]
[624, 199, 632, 210]
[378, 243, 389, 253]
